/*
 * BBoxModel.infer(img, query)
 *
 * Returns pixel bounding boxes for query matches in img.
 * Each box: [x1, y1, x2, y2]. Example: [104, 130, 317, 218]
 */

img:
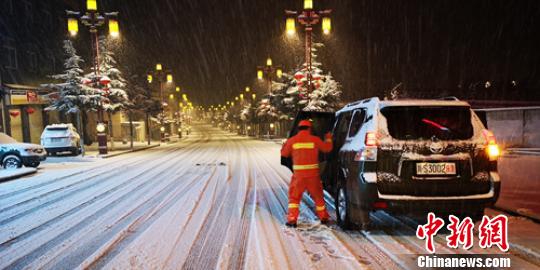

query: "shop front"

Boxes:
[1, 84, 52, 144]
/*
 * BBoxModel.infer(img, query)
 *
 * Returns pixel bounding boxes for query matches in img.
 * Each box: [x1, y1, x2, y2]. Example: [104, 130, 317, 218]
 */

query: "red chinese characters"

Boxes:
[446, 215, 474, 250]
[416, 212, 445, 253]
[417, 213, 510, 253]
[478, 214, 509, 252]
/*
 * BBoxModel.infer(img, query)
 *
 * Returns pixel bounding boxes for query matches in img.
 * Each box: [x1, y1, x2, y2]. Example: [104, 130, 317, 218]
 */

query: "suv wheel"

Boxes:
[335, 183, 354, 229]
[3, 155, 22, 169]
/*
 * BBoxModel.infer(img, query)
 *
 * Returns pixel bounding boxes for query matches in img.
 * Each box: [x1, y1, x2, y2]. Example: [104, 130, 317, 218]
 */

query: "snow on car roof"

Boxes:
[338, 97, 470, 113]
[379, 99, 471, 108]
[46, 123, 74, 128]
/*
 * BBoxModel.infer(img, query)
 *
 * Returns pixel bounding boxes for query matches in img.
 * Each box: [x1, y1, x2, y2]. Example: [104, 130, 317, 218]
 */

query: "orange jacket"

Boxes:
[281, 130, 333, 177]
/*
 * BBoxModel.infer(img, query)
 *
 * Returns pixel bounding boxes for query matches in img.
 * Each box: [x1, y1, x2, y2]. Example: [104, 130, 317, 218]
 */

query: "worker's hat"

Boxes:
[298, 119, 313, 128]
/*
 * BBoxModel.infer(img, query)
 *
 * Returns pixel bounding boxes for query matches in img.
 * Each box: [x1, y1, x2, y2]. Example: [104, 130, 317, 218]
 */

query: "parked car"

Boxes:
[283, 97, 501, 229]
[0, 133, 47, 169]
[40, 124, 81, 156]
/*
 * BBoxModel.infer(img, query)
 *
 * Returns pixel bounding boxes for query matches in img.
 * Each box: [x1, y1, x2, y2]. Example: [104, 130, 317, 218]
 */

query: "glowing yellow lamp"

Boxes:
[322, 17, 331, 35]
[68, 18, 78, 36]
[276, 68, 283, 78]
[286, 18, 296, 35]
[304, 0, 313, 10]
[109, 19, 119, 38]
[87, 0, 97, 11]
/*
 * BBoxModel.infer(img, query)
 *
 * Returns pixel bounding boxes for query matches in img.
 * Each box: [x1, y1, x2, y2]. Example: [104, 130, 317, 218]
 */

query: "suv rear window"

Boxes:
[381, 106, 474, 140]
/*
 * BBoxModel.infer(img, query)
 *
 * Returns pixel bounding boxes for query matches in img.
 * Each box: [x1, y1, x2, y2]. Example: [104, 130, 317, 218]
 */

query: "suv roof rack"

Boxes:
[438, 96, 460, 101]
[345, 97, 380, 107]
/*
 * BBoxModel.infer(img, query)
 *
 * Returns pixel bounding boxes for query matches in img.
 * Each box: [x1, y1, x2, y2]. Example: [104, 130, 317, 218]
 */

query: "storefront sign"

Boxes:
[8, 89, 49, 105]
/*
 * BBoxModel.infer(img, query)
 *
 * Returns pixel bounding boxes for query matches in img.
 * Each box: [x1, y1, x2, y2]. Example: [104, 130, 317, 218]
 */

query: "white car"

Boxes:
[40, 124, 81, 156]
[0, 133, 47, 169]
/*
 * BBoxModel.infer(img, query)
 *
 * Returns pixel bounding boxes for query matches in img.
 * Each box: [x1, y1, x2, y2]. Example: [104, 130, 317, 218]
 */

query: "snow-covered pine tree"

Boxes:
[85, 36, 130, 113]
[254, 79, 289, 123]
[44, 40, 104, 114]
[301, 43, 342, 112]
[283, 42, 342, 113]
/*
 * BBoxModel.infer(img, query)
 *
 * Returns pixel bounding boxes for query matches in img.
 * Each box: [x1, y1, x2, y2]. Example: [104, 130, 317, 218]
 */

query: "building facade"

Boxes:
[0, 0, 81, 143]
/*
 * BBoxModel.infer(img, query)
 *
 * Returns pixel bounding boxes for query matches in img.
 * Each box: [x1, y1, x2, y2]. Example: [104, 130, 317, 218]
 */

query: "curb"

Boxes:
[101, 144, 161, 159]
[493, 205, 540, 224]
[0, 168, 38, 182]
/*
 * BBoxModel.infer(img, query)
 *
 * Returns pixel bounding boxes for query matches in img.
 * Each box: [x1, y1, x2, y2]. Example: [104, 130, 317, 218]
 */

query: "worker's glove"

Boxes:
[325, 132, 332, 141]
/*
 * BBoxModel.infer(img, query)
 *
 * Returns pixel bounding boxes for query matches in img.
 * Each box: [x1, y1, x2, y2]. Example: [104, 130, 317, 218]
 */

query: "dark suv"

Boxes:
[284, 98, 501, 229]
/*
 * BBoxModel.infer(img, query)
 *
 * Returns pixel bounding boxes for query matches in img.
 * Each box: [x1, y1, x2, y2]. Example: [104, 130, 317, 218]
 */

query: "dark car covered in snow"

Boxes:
[0, 132, 47, 169]
[284, 97, 501, 229]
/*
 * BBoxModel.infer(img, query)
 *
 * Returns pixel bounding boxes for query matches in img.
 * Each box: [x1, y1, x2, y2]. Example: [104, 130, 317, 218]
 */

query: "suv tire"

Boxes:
[335, 182, 355, 230]
[3, 155, 22, 169]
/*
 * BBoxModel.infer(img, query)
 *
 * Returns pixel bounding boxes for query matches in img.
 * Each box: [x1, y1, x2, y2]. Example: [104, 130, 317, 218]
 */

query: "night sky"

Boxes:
[101, 0, 540, 105]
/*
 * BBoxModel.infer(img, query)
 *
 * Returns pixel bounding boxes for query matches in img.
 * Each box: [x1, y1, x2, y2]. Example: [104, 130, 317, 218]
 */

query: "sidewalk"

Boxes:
[0, 168, 37, 182]
[82, 141, 161, 158]
[496, 153, 540, 222]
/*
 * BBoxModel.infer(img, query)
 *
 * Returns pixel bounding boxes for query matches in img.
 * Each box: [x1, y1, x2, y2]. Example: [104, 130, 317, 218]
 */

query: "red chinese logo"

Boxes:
[416, 212, 445, 253]
[478, 214, 509, 252]
[417, 213, 509, 253]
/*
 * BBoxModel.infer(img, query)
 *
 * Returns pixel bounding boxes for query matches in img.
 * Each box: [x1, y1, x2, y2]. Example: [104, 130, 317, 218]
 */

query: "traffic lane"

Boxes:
[496, 153, 540, 220]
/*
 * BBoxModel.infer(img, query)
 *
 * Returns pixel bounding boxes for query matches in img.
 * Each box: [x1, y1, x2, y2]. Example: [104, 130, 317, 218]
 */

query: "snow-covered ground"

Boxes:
[0, 123, 539, 269]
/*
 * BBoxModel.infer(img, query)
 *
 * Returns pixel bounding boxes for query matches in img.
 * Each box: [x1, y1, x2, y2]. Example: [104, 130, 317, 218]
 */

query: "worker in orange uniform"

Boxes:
[281, 120, 333, 227]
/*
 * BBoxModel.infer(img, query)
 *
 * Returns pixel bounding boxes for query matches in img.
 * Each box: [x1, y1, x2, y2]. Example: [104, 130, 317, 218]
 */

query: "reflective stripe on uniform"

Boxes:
[293, 164, 319, 170]
[288, 203, 300, 209]
[316, 205, 326, 211]
[292, 142, 315, 149]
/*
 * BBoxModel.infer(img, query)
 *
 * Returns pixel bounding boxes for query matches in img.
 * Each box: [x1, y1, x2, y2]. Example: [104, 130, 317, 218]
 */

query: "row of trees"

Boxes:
[43, 38, 162, 147]
[220, 43, 342, 126]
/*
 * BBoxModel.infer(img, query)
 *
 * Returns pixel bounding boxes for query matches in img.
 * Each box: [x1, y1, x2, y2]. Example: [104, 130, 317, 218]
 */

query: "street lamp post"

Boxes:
[285, 0, 331, 92]
[147, 64, 173, 142]
[66, 0, 120, 155]
[257, 57, 283, 94]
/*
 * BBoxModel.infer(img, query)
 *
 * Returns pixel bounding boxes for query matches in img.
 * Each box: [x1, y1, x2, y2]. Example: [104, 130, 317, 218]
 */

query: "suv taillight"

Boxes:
[482, 129, 500, 160]
[365, 131, 378, 147]
[354, 131, 378, 161]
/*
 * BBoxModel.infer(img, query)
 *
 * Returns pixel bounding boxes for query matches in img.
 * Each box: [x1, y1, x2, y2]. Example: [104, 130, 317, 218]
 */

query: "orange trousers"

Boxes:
[287, 174, 329, 223]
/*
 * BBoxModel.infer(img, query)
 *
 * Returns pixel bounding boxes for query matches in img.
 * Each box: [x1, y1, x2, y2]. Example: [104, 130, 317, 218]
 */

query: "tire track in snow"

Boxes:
[0, 138, 208, 245]
[0, 128, 213, 269]
[182, 135, 247, 270]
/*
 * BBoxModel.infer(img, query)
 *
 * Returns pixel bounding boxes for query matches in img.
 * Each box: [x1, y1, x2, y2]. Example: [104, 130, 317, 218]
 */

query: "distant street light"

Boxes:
[147, 63, 175, 142]
[257, 57, 283, 94]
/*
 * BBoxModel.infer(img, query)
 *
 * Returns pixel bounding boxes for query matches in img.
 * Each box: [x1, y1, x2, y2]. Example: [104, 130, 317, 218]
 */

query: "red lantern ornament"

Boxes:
[99, 76, 111, 86]
[294, 71, 304, 81]
[9, 110, 20, 117]
[26, 107, 36, 114]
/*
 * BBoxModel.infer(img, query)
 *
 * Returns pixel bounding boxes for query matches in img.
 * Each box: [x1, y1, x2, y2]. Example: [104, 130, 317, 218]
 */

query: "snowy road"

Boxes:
[1, 123, 539, 269]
